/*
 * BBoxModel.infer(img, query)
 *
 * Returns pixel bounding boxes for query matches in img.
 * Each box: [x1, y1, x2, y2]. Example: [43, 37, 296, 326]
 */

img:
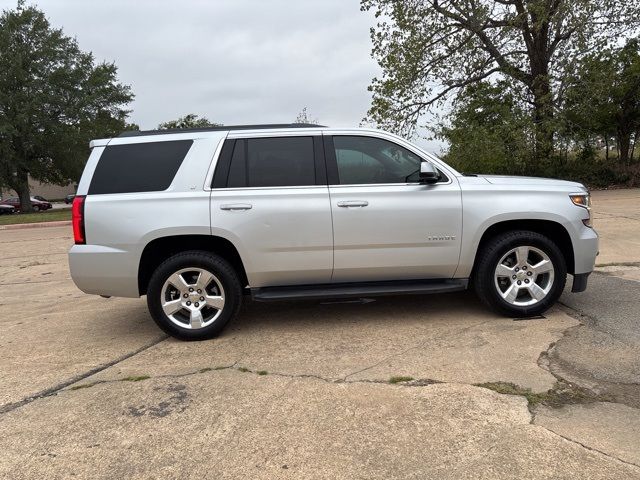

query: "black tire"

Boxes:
[473, 230, 567, 317]
[146, 250, 242, 340]
[33, 205, 40, 212]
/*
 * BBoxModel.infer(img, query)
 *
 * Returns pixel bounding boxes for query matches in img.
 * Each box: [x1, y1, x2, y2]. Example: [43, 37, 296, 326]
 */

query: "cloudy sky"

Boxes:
[4, 0, 444, 151]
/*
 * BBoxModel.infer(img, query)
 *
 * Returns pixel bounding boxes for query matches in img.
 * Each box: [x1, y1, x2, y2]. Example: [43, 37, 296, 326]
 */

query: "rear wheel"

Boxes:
[147, 250, 242, 340]
[473, 231, 567, 317]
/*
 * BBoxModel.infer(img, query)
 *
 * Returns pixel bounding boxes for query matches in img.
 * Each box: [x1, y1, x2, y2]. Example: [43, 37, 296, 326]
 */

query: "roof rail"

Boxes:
[117, 123, 327, 138]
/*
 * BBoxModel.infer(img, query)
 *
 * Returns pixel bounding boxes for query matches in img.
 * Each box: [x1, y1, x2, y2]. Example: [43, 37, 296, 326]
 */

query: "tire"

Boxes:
[33, 205, 40, 212]
[146, 250, 242, 340]
[473, 230, 567, 317]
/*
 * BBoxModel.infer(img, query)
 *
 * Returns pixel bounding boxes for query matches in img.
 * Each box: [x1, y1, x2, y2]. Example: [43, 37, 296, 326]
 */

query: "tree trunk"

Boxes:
[605, 136, 609, 162]
[531, 75, 554, 167]
[13, 168, 33, 213]
[618, 131, 631, 166]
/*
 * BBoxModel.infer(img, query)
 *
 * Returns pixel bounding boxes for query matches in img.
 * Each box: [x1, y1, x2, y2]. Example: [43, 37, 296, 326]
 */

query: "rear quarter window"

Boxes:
[88, 140, 193, 195]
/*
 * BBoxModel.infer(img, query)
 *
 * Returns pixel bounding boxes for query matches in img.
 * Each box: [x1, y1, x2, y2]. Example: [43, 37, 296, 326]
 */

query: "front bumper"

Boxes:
[572, 225, 599, 275]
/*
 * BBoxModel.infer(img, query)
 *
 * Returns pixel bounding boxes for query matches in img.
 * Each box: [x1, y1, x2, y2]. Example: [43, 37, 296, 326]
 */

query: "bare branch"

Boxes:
[431, 0, 532, 84]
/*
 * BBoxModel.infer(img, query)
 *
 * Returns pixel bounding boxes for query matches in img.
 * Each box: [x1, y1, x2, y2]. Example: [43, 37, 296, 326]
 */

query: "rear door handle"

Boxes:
[337, 200, 369, 208]
[220, 203, 252, 211]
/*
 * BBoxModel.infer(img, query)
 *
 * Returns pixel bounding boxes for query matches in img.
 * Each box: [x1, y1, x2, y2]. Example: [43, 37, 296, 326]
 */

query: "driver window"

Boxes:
[333, 136, 423, 185]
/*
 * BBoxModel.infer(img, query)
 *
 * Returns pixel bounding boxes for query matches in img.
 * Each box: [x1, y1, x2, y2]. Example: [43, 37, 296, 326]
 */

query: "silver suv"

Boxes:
[69, 124, 598, 340]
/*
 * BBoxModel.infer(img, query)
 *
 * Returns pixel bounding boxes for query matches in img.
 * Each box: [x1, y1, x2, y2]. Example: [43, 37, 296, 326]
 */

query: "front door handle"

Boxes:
[337, 200, 369, 208]
[220, 203, 252, 211]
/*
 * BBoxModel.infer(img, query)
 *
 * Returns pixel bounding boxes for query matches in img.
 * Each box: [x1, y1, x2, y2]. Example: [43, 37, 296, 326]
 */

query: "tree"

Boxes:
[0, 2, 133, 212]
[564, 39, 640, 165]
[438, 81, 533, 174]
[293, 107, 319, 125]
[361, 0, 640, 163]
[157, 114, 221, 130]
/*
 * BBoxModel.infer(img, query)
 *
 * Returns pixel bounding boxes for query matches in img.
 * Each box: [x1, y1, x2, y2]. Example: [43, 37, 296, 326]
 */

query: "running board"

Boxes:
[251, 279, 469, 302]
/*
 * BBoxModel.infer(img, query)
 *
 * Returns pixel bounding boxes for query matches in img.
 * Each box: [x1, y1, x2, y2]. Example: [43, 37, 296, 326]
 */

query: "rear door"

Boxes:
[325, 134, 462, 283]
[210, 134, 333, 287]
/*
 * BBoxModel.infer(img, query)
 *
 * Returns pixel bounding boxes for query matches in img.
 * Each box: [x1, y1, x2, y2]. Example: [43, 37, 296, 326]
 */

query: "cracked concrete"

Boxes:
[0, 228, 166, 407]
[83, 297, 576, 393]
[535, 402, 640, 467]
[1, 189, 640, 478]
[2, 371, 639, 479]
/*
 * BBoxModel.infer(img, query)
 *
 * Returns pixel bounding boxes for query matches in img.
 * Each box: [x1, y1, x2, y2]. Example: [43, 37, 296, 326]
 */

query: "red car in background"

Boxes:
[0, 196, 52, 212]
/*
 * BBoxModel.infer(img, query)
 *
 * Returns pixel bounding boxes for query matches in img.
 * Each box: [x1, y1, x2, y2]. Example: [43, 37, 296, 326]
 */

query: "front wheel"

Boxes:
[147, 250, 242, 340]
[473, 231, 567, 317]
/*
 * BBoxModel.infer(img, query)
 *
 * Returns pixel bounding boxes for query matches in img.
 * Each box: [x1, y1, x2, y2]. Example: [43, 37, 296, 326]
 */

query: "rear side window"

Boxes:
[88, 140, 193, 194]
[224, 137, 315, 188]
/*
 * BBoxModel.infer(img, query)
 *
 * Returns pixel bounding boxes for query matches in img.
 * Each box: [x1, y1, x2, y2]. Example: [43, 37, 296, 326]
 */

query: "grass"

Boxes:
[476, 381, 608, 409]
[0, 208, 70, 226]
[389, 376, 415, 384]
[238, 367, 250, 373]
[476, 382, 548, 407]
[121, 375, 150, 382]
[69, 382, 99, 390]
[257, 370, 268, 376]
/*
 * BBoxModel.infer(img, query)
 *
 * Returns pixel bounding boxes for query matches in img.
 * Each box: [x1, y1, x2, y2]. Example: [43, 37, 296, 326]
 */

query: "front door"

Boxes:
[325, 134, 462, 283]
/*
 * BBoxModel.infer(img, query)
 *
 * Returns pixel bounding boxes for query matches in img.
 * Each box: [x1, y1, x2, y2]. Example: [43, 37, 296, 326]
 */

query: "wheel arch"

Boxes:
[471, 219, 575, 275]
[138, 235, 248, 296]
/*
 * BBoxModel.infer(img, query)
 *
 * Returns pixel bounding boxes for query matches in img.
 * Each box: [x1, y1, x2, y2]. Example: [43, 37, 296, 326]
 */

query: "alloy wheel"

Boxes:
[160, 267, 225, 329]
[494, 245, 555, 307]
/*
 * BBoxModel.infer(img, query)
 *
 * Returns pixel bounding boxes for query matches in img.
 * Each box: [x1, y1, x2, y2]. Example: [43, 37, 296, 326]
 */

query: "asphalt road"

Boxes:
[552, 272, 640, 408]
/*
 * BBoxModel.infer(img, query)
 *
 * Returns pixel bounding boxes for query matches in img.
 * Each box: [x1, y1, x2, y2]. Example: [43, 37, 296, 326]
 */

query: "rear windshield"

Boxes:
[88, 140, 193, 195]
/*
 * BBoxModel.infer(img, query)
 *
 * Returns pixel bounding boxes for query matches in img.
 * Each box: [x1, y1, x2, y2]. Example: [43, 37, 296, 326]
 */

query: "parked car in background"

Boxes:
[1, 197, 53, 212]
[65, 194, 76, 204]
[0, 204, 16, 215]
[33, 195, 49, 202]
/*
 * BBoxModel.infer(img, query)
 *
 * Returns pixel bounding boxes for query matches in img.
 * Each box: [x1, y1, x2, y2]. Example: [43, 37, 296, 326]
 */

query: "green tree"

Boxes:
[0, 2, 133, 212]
[438, 81, 533, 174]
[361, 0, 640, 164]
[157, 114, 221, 130]
[564, 39, 640, 165]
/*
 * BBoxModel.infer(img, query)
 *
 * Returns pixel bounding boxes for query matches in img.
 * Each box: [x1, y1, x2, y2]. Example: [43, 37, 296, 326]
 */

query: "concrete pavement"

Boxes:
[1, 189, 640, 478]
[591, 189, 640, 265]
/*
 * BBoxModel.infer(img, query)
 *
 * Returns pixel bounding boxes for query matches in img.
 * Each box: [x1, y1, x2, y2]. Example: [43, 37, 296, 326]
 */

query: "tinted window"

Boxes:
[225, 137, 315, 188]
[88, 140, 193, 194]
[333, 136, 423, 185]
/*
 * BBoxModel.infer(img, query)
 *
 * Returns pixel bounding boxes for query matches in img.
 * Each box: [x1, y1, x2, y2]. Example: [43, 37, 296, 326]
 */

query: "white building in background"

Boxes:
[0, 176, 75, 201]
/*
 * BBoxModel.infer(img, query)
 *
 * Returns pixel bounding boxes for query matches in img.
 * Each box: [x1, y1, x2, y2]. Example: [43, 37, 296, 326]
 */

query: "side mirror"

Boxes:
[419, 162, 440, 184]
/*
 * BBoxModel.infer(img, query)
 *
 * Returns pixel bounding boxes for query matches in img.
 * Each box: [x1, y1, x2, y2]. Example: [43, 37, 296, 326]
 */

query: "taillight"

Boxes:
[72, 195, 86, 244]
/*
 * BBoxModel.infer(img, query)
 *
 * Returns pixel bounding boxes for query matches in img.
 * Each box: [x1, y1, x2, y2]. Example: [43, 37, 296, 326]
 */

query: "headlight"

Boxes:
[569, 193, 592, 227]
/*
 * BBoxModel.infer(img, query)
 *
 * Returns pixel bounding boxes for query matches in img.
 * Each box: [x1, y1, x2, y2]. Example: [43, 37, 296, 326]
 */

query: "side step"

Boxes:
[251, 279, 469, 302]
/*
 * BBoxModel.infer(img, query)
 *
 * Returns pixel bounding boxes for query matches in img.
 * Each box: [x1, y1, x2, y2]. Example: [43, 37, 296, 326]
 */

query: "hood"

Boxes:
[479, 175, 585, 190]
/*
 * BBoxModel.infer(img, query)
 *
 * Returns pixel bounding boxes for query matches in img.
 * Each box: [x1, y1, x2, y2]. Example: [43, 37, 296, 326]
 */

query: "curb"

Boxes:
[0, 220, 71, 231]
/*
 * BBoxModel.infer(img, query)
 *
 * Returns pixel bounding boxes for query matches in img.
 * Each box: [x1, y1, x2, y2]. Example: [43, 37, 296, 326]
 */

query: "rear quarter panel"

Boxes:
[70, 135, 225, 297]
